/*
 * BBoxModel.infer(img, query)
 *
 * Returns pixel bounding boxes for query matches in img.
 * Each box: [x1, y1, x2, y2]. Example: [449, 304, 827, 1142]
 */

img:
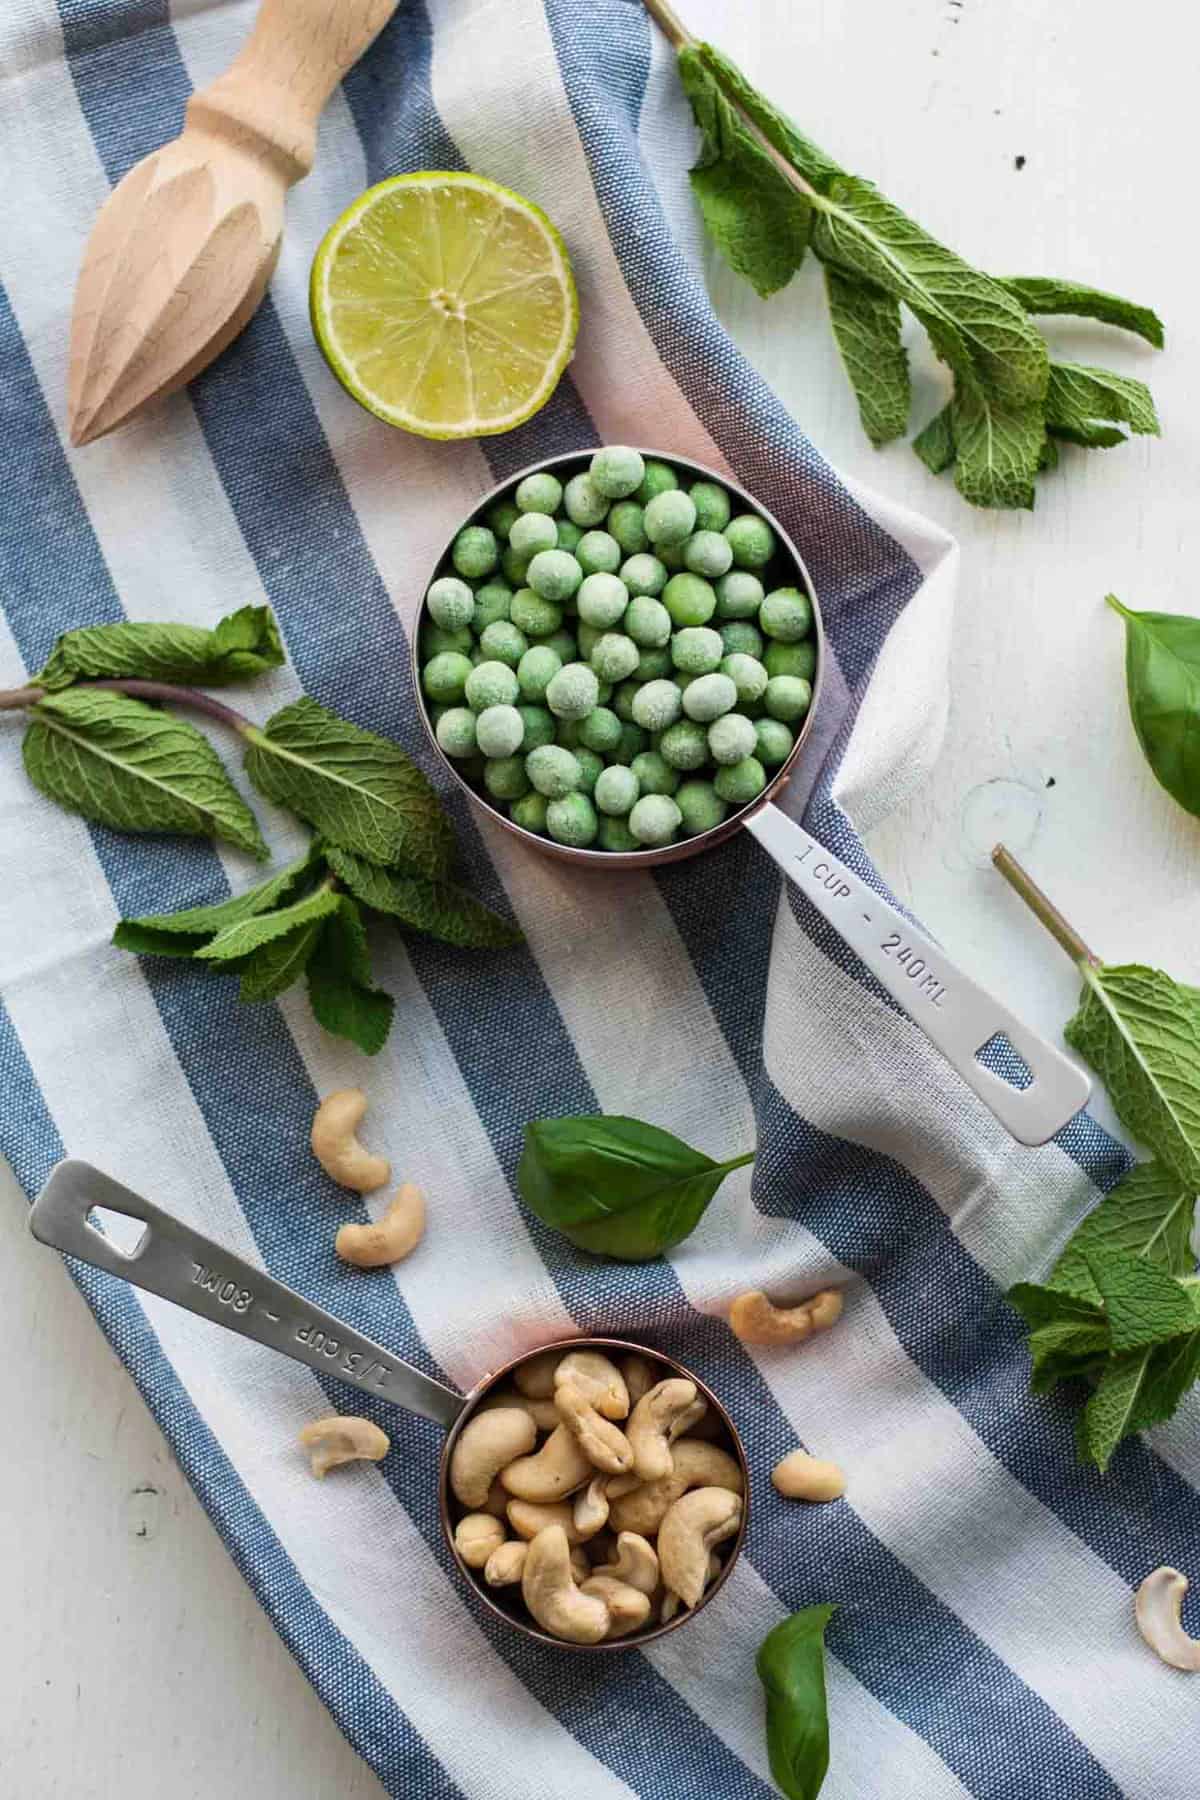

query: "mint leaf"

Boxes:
[1008, 1282, 1105, 1332]
[997, 277, 1164, 349]
[113, 845, 323, 948]
[824, 270, 910, 447]
[237, 919, 325, 1001]
[1045, 363, 1160, 448]
[109, 922, 212, 959]
[1027, 1318, 1111, 1393]
[23, 688, 266, 858]
[322, 844, 522, 949]
[1050, 1160, 1197, 1301]
[1107, 596, 1200, 822]
[1085, 1249, 1198, 1353]
[37, 605, 284, 691]
[913, 402, 956, 475]
[692, 43, 845, 194]
[305, 897, 394, 1055]
[244, 697, 454, 878]
[948, 384, 1046, 511]
[1079, 1352, 1152, 1472]
[196, 886, 340, 963]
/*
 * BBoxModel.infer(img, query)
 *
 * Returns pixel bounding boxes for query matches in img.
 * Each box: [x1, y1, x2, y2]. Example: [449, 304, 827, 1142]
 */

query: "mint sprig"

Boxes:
[37, 605, 284, 691]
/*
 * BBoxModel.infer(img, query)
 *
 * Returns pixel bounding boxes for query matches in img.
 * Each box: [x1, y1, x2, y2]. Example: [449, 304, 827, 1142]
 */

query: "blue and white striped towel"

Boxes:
[2, 2, 1195, 1796]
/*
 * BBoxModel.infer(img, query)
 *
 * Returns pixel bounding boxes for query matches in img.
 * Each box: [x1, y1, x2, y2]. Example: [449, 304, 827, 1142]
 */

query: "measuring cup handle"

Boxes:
[29, 1161, 464, 1428]
[744, 805, 1090, 1145]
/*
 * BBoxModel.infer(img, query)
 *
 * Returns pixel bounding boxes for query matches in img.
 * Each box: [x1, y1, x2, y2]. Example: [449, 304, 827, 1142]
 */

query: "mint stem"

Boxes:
[0, 677, 253, 734]
[992, 845, 1098, 968]
[0, 685, 44, 711]
[641, 0, 694, 49]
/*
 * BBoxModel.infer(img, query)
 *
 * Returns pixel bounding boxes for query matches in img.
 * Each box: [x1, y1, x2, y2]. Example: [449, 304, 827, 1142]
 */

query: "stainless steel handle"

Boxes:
[29, 1161, 465, 1428]
[745, 805, 1091, 1145]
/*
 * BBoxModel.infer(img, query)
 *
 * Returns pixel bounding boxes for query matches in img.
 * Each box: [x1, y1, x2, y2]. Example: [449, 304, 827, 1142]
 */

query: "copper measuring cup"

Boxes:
[29, 1161, 748, 1652]
[415, 446, 1091, 1147]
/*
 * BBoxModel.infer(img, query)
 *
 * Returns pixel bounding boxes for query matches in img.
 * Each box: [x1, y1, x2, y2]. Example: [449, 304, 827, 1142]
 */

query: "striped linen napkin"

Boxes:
[2, 2, 1196, 1796]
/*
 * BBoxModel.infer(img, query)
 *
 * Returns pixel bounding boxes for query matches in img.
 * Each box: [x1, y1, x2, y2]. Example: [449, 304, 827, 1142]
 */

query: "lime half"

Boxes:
[310, 172, 578, 439]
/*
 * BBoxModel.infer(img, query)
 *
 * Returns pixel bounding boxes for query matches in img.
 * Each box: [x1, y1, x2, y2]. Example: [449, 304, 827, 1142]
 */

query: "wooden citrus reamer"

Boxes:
[68, 0, 398, 447]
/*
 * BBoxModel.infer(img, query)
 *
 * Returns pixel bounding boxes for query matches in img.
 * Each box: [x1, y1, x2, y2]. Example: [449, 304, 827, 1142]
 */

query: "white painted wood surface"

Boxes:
[2, 0, 1195, 1790]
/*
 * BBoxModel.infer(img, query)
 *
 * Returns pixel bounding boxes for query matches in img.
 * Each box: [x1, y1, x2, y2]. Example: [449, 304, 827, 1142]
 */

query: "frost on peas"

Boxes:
[526, 743, 582, 798]
[658, 718, 709, 771]
[643, 488, 696, 548]
[635, 459, 678, 504]
[720, 620, 764, 659]
[676, 779, 728, 836]
[510, 589, 563, 638]
[420, 621, 473, 660]
[684, 529, 734, 579]
[607, 500, 648, 556]
[764, 675, 812, 723]
[688, 480, 731, 534]
[713, 755, 767, 805]
[572, 747, 604, 794]
[681, 671, 737, 723]
[509, 511, 558, 562]
[590, 632, 640, 684]
[547, 791, 599, 847]
[662, 572, 717, 628]
[590, 445, 646, 500]
[721, 651, 769, 706]
[527, 548, 583, 603]
[423, 650, 473, 704]
[479, 620, 528, 668]
[620, 552, 668, 597]
[517, 644, 562, 702]
[631, 750, 679, 797]
[483, 754, 531, 802]
[599, 814, 640, 851]
[623, 593, 672, 648]
[576, 530, 622, 577]
[545, 660, 599, 720]
[629, 793, 682, 847]
[764, 639, 816, 681]
[516, 703, 557, 751]
[563, 471, 610, 528]
[486, 499, 520, 540]
[435, 706, 477, 759]
[759, 586, 813, 643]
[464, 659, 519, 711]
[594, 763, 639, 816]
[578, 706, 623, 754]
[426, 575, 475, 630]
[451, 525, 498, 581]
[611, 720, 648, 765]
[707, 712, 757, 767]
[631, 678, 683, 733]
[577, 571, 629, 629]
[511, 790, 549, 834]
[755, 717, 794, 767]
[724, 513, 777, 570]
[515, 470, 563, 515]
[471, 581, 514, 633]
[715, 570, 764, 619]
[635, 645, 672, 681]
[671, 626, 724, 675]
[475, 704, 525, 759]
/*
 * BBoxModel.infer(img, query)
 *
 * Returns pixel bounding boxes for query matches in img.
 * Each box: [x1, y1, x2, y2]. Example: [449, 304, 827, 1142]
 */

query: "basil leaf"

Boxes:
[196, 886, 340, 962]
[755, 1605, 836, 1800]
[518, 1115, 754, 1261]
[37, 605, 284, 691]
[305, 896, 394, 1056]
[23, 687, 266, 858]
[1108, 596, 1200, 820]
[824, 270, 910, 447]
[1045, 363, 1159, 449]
[998, 277, 1165, 349]
[244, 697, 454, 878]
[1049, 1160, 1197, 1301]
[322, 844, 522, 949]
[113, 845, 324, 950]
[237, 919, 325, 1002]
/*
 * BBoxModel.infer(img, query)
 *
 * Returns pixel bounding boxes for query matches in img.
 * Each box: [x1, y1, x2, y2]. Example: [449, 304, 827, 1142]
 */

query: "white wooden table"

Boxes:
[3, 0, 1196, 1791]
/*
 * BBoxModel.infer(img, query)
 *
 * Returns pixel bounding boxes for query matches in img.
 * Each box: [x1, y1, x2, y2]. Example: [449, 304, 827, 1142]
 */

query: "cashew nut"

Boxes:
[591, 1531, 659, 1597]
[569, 1545, 593, 1586]
[555, 1381, 635, 1475]
[514, 1350, 563, 1400]
[500, 1424, 593, 1502]
[610, 1438, 743, 1536]
[620, 1353, 656, 1410]
[573, 1475, 611, 1540]
[1135, 1566, 1200, 1671]
[554, 1350, 629, 1419]
[298, 1415, 389, 1478]
[335, 1183, 425, 1266]
[772, 1450, 846, 1502]
[506, 1498, 586, 1544]
[455, 1513, 506, 1569]
[729, 1287, 843, 1346]
[522, 1525, 611, 1644]
[605, 1470, 642, 1499]
[476, 1389, 561, 1433]
[483, 1539, 528, 1587]
[627, 1378, 700, 1482]
[450, 1407, 537, 1509]
[658, 1486, 743, 1609]
[580, 1573, 652, 1639]
[661, 1590, 681, 1625]
[310, 1089, 390, 1193]
[480, 1477, 510, 1520]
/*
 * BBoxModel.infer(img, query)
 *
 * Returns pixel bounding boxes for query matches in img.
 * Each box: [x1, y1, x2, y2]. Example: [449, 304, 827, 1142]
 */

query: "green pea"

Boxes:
[707, 713, 757, 766]
[563, 472, 610, 528]
[511, 791, 549, 834]
[764, 675, 812, 723]
[631, 750, 679, 796]
[635, 645, 672, 681]
[579, 706, 623, 754]
[721, 652, 769, 706]
[715, 570, 764, 619]
[676, 779, 728, 836]
[688, 480, 731, 534]
[724, 514, 777, 570]
[590, 445, 645, 500]
[635, 459, 679, 504]
[684, 530, 733, 579]
[759, 586, 813, 642]
[515, 470, 563, 514]
[576, 530, 623, 577]
[594, 763, 640, 816]
[628, 793, 682, 846]
[420, 621, 473, 660]
[671, 626, 724, 675]
[755, 717, 794, 767]
[719, 620, 764, 659]
[608, 500, 648, 555]
[517, 645, 562, 703]
[573, 746, 604, 795]
[471, 581, 514, 633]
[598, 814, 640, 851]
[527, 744, 581, 798]
[479, 620, 528, 668]
[451, 525, 498, 580]
[546, 791, 599, 847]
[620, 552, 668, 597]
[422, 650, 473, 704]
[663, 573, 717, 628]
[486, 499, 520, 540]
[555, 519, 582, 554]
[527, 549, 583, 603]
[763, 639, 816, 681]
[611, 720, 649, 765]
[435, 707, 477, 759]
[510, 589, 563, 638]
[713, 755, 767, 805]
[516, 703, 557, 751]
[658, 719, 709, 771]
[612, 679, 641, 723]
[483, 754, 531, 802]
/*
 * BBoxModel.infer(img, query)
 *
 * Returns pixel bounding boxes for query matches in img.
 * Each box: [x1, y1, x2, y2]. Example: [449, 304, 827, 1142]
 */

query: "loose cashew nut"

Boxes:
[299, 1415, 389, 1478]
[658, 1486, 743, 1609]
[610, 1438, 743, 1536]
[1135, 1566, 1200, 1671]
[580, 1574, 652, 1639]
[627, 1378, 701, 1482]
[522, 1526, 611, 1644]
[450, 1408, 537, 1509]
[455, 1513, 506, 1569]
[484, 1540, 528, 1587]
[476, 1389, 561, 1433]
[573, 1476, 611, 1540]
[310, 1089, 390, 1193]
[500, 1424, 593, 1501]
[335, 1183, 425, 1266]
[729, 1287, 843, 1347]
[506, 1498, 586, 1544]
[555, 1381, 635, 1475]
[591, 1531, 659, 1597]
[514, 1350, 563, 1400]
[554, 1350, 629, 1420]
[620, 1354, 656, 1410]
[772, 1450, 846, 1502]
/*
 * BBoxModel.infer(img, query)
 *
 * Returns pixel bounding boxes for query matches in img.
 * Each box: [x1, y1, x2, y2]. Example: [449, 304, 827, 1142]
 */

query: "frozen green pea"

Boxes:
[624, 593, 672, 647]
[719, 620, 764, 659]
[634, 459, 678, 504]
[515, 470, 563, 515]
[556, 717, 584, 748]
[590, 632, 640, 683]
[576, 530, 622, 576]
[682, 671, 737, 723]
[599, 814, 640, 851]
[579, 706, 623, 754]
[607, 500, 648, 555]
[517, 644, 563, 703]
[594, 763, 639, 816]
[573, 746, 603, 794]
[471, 581, 514, 632]
[707, 712, 757, 766]
[631, 679, 683, 732]
[426, 575, 475, 630]
[575, 621, 601, 660]
[541, 629, 578, 665]
[676, 779, 728, 836]
[672, 626, 724, 675]
[510, 589, 562, 638]
[563, 472, 609, 528]
[629, 793, 682, 846]
[674, 672, 697, 693]
[721, 652, 769, 706]
[546, 790, 598, 846]
[484, 755, 531, 802]
[658, 719, 709, 771]
[476, 704, 525, 759]
[713, 755, 767, 805]
[612, 680, 640, 723]
[684, 529, 734, 579]
[590, 445, 645, 500]
[526, 744, 581, 797]
[760, 586, 813, 642]
[764, 675, 812, 723]
[486, 499, 520, 540]
[509, 512, 558, 561]
[527, 548, 583, 603]
[763, 639, 816, 681]
[724, 514, 776, 570]
[620, 552, 667, 597]
[688, 481, 731, 534]
[516, 703, 557, 751]
[595, 680, 614, 705]
[658, 541, 687, 572]
[479, 620, 528, 668]
[546, 660, 599, 719]
[451, 525, 498, 580]
[555, 519, 582, 554]
[511, 791, 549, 834]
[611, 721, 648, 765]
[465, 659, 519, 711]
[663, 573, 717, 628]
[577, 571, 629, 629]
[501, 544, 530, 587]
[631, 750, 679, 796]
[423, 650, 473, 704]
[435, 706, 477, 759]
[635, 645, 672, 681]
[644, 489, 696, 547]
[715, 570, 764, 619]
[420, 621, 473, 660]
[755, 717, 794, 767]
